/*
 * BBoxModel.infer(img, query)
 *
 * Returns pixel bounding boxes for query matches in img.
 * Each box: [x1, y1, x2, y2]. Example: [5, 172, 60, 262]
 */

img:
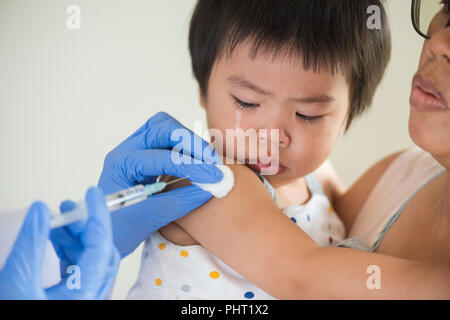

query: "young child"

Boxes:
[127, 0, 391, 299]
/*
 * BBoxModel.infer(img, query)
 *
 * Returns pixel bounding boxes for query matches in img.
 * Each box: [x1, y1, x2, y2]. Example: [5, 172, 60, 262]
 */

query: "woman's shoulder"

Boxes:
[351, 149, 408, 189]
[334, 149, 408, 232]
[357, 147, 442, 190]
[336, 147, 443, 233]
[346, 147, 445, 247]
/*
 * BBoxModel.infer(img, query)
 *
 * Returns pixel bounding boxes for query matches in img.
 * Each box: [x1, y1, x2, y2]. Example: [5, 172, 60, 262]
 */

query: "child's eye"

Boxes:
[296, 112, 323, 123]
[233, 96, 259, 109]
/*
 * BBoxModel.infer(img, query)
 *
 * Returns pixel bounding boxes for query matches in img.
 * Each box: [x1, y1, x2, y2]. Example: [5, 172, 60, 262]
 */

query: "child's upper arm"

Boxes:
[158, 175, 200, 245]
[334, 150, 405, 233]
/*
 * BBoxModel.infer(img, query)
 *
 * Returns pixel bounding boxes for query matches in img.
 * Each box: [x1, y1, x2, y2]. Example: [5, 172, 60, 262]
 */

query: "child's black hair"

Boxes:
[189, 0, 391, 130]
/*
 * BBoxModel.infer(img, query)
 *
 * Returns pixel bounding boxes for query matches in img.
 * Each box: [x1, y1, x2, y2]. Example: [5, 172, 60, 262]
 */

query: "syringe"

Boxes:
[50, 177, 187, 229]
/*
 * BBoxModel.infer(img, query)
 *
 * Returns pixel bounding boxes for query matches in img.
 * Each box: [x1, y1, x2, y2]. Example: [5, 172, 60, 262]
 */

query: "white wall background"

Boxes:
[0, 0, 421, 299]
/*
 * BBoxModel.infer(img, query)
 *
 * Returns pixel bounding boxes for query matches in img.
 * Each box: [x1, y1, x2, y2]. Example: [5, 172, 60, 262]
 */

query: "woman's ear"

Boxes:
[198, 86, 207, 110]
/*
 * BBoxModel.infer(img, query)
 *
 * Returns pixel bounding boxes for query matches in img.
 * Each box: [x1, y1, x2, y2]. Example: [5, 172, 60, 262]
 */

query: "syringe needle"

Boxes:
[164, 176, 189, 186]
[144, 176, 190, 197]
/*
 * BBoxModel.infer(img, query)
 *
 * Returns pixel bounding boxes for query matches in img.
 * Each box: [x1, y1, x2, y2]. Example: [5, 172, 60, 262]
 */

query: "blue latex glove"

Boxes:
[98, 112, 224, 258]
[0, 187, 120, 300]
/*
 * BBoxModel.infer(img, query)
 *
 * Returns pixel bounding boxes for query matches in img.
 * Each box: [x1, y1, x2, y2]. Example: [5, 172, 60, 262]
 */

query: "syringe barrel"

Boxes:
[50, 202, 87, 229]
[50, 185, 148, 229]
[105, 184, 148, 211]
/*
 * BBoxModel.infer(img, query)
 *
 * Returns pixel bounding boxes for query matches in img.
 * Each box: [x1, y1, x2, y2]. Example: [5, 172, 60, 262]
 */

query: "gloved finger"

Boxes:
[59, 200, 77, 213]
[136, 184, 213, 222]
[81, 187, 112, 249]
[113, 148, 224, 185]
[109, 184, 212, 257]
[115, 113, 222, 165]
[145, 116, 222, 164]
[94, 247, 120, 299]
[6, 202, 51, 288]
[49, 227, 72, 261]
[113, 112, 173, 153]
[49, 200, 85, 264]
[49, 225, 82, 266]
[58, 200, 86, 235]
[77, 187, 116, 297]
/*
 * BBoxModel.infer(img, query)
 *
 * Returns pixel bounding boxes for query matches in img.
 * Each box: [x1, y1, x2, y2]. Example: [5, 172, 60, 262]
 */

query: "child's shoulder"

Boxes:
[314, 160, 345, 204]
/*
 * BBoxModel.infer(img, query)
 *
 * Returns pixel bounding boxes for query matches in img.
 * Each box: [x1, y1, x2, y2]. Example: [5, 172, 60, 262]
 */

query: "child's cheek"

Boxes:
[207, 105, 262, 161]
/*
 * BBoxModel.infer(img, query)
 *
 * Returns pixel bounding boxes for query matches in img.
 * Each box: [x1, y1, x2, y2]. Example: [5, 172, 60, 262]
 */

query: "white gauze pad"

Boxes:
[192, 164, 234, 198]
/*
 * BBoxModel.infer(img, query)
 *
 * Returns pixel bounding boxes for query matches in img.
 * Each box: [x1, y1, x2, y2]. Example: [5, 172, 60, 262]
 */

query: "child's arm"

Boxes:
[334, 151, 405, 232]
[174, 163, 450, 299]
[157, 176, 200, 246]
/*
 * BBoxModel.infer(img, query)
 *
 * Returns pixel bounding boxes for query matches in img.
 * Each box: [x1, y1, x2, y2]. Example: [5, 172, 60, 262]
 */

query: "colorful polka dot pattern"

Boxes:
[141, 192, 344, 299]
[180, 250, 189, 258]
[181, 285, 191, 292]
[151, 248, 262, 298]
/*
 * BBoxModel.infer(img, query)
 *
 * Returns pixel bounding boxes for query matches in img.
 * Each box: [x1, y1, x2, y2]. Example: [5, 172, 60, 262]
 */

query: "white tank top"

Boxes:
[348, 147, 445, 251]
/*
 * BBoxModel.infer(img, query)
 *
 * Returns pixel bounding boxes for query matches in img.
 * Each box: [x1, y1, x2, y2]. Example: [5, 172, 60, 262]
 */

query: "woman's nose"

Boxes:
[426, 26, 450, 62]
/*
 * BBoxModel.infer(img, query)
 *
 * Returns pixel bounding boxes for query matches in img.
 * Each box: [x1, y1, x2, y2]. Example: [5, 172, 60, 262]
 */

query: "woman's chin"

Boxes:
[409, 110, 450, 163]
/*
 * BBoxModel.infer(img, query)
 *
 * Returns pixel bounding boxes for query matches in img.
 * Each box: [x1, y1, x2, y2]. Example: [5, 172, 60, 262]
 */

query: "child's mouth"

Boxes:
[245, 159, 287, 175]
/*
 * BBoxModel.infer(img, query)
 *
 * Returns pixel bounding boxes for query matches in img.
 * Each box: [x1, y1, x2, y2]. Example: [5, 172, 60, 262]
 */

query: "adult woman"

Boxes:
[172, 0, 450, 298]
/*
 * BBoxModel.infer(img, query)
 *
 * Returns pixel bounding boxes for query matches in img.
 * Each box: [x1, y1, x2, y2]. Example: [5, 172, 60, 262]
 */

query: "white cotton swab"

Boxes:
[192, 165, 235, 198]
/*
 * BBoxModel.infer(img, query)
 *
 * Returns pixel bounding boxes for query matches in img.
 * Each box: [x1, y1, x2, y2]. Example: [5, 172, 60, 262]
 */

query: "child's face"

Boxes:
[200, 42, 350, 187]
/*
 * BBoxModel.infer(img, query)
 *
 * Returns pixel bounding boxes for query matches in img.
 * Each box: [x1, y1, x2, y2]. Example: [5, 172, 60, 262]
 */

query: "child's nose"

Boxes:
[277, 129, 290, 148]
[258, 126, 290, 149]
[256, 110, 291, 148]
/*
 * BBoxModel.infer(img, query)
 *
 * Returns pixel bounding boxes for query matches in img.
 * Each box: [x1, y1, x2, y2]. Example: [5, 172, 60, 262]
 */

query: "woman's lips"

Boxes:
[410, 75, 449, 112]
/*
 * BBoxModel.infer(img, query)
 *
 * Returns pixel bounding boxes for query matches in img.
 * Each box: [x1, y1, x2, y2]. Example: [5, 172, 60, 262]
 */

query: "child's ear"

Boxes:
[198, 86, 207, 110]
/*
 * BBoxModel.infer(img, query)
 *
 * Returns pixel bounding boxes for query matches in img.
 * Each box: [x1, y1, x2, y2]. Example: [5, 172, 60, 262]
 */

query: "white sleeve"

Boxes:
[0, 208, 61, 288]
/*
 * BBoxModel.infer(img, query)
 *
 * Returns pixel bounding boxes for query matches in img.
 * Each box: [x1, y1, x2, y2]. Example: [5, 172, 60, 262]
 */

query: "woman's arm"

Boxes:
[176, 164, 450, 299]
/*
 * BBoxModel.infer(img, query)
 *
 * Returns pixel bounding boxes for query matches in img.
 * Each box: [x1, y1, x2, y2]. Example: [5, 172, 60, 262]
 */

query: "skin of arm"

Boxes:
[175, 163, 450, 299]
[334, 151, 405, 232]
[160, 159, 345, 245]
[315, 159, 346, 211]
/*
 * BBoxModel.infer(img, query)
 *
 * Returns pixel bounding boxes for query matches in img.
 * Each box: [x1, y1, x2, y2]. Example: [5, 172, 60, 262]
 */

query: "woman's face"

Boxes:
[409, 4, 450, 166]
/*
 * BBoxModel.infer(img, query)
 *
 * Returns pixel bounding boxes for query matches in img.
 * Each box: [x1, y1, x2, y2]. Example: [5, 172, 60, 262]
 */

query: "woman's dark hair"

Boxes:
[189, 0, 391, 130]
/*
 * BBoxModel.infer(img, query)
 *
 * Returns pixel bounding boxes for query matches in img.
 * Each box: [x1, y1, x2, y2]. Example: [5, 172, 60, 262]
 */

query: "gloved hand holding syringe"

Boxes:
[51, 162, 233, 229]
[50, 177, 188, 229]
[94, 112, 234, 258]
